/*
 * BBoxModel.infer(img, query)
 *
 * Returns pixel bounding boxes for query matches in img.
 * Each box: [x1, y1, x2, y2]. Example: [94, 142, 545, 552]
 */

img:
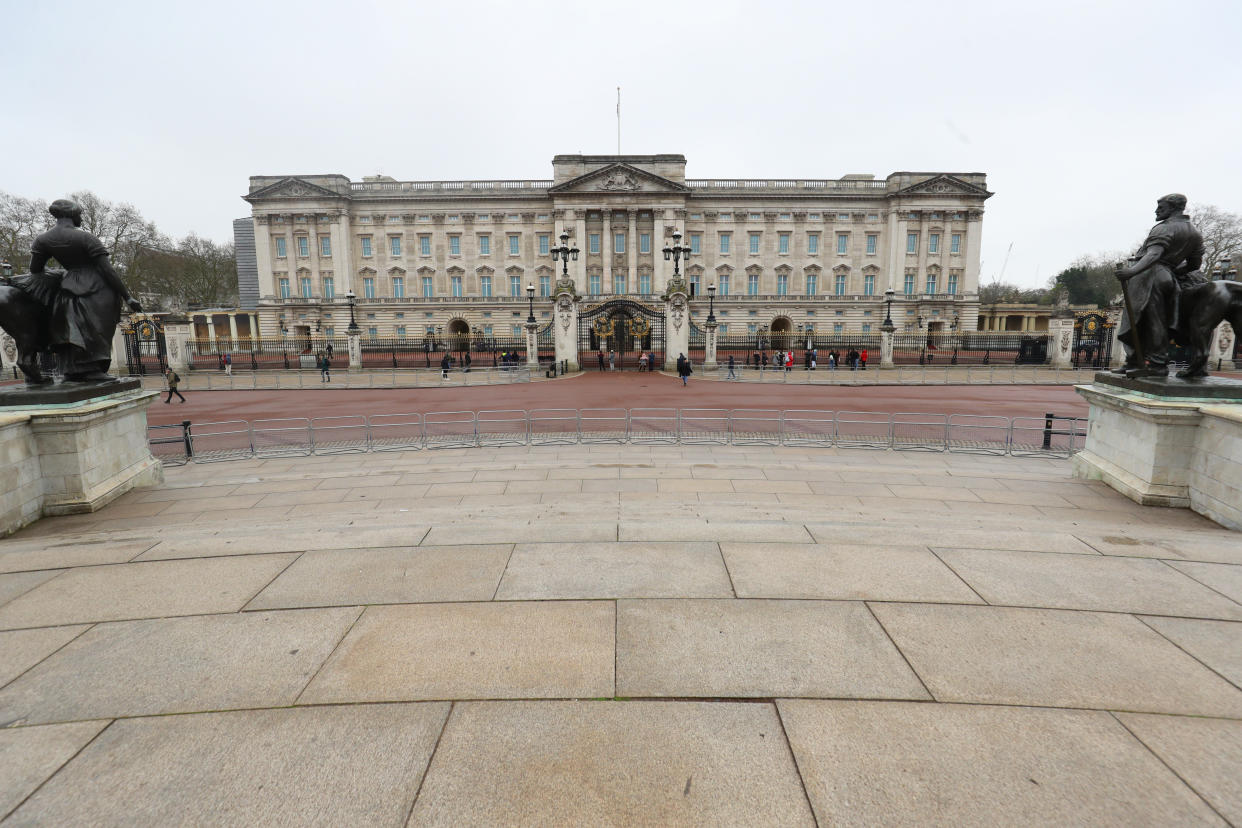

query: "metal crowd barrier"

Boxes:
[150, 408, 1087, 464]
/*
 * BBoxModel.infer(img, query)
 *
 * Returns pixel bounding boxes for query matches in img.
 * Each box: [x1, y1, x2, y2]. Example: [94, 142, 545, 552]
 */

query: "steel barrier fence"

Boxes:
[150, 409, 1085, 463]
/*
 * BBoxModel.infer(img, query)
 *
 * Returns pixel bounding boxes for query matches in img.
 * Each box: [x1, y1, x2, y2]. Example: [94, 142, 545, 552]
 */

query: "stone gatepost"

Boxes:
[553, 278, 580, 372]
[162, 319, 193, 373]
[1211, 321, 1236, 372]
[1110, 321, 1126, 368]
[704, 320, 718, 370]
[347, 329, 362, 372]
[1049, 317, 1075, 368]
[663, 277, 690, 372]
[880, 327, 895, 368]
[525, 321, 540, 369]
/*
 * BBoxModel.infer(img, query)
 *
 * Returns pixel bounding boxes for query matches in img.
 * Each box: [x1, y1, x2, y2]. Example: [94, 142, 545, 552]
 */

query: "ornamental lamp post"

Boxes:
[706, 282, 716, 323]
[550, 232, 579, 277]
[917, 314, 927, 365]
[950, 312, 960, 365]
[662, 230, 691, 278]
[1212, 256, 1236, 280]
[526, 282, 536, 323]
[345, 289, 359, 334]
[881, 288, 896, 332]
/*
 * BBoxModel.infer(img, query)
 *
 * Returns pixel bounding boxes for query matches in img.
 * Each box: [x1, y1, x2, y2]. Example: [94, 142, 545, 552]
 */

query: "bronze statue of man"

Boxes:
[1112, 194, 1204, 378]
[26, 199, 143, 381]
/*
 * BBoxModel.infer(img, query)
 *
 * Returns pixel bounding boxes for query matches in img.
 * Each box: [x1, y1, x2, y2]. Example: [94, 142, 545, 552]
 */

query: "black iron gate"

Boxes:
[1072, 313, 1113, 369]
[122, 318, 167, 375]
[578, 299, 665, 371]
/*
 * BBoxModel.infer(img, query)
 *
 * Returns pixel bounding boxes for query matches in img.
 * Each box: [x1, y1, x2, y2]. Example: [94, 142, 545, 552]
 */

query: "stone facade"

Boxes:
[243, 155, 991, 342]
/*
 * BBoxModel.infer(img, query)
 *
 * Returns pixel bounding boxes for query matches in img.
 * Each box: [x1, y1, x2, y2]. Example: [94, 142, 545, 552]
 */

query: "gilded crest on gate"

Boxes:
[625, 316, 650, 338]
[593, 316, 615, 338]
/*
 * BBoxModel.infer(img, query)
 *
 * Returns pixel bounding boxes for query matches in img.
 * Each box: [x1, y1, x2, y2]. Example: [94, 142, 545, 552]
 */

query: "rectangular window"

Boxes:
[451, 276, 462, 297]
[361, 237, 373, 257]
[614, 275, 626, 294]
[640, 273, 652, 294]
[866, 234, 877, 255]
[363, 277, 375, 299]
[862, 323, 871, 333]
[863, 274, 875, 296]
[929, 233, 940, 254]
[906, 233, 918, 254]
[297, 237, 309, 257]
[323, 277, 334, 298]
[689, 233, 701, 255]
[689, 274, 700, 296]
[640, 233, 651, 254]
[300, 277, 312, 298]
[478, 235, 490, 255]
[947, 274, 958, 295]
[836, 234, 848, 255]
[396, 326, 406, 337]
[538, 234, 550, 255]
[390, 236, 401, 257]
[509, 275, 521, 296]
[589, 234, 600, 255]
[540, 275, 551, 296]
[324, 327, 334, 338]
[719, 324, 727, 334]
[512, 326, 522, 337]
[951, 233, 961, 254]
[834, 323, 843, 333]
[480, 276, 491, 297]
[807, 234, 818, 255]
[719, 275, 729, 296]
[926, 275, 937, 294]
[747, 274, 759, 295]
[367, 327, 377, 338]
[278, 277, 290, 298]
[903, 273, 915, 295]
[589, 274, 601, 295]
[776, 274, 788, 296]
[275, 237, 287, 258]
[615, 232, 625, 254]
[778, 233, 790, 254]
[392, 276, 405, 297]
[508, 235, 520, 256]
[806, 274, 817, 295]
[422, 276, 433, 297]
[319, 236, 331, 257]
[719, 234, 730, 254]
[749, 233, 760, 255]
[835, 275, 846, 296]
[420, 235, 431, 256]
[449, 236, 461, 256]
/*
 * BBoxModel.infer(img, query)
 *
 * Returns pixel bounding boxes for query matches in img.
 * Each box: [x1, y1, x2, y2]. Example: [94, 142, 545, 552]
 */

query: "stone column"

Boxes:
[228, 314, 239, 344]
[880, 326, 895, 368]
[628, 209, 638, 294]
[110, 328, 129, 375]
[525, 321, 540, 369]
[163, 322, 192, 373]
[602, 210, 612, 294]
[1110, 321, 1125, 368]
[664, 286, 690, 372]
[1049, 317, 1074, 368]
[347, 329, 362, 372]
[1211, 321, 1236, 371]
[704, 320, 718, 370]
[553, 283, 580, 372]
[574, 211, 587, 287]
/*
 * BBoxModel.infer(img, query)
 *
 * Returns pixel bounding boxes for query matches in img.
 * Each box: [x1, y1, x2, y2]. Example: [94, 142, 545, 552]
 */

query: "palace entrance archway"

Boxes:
[578, 298, 665, 371]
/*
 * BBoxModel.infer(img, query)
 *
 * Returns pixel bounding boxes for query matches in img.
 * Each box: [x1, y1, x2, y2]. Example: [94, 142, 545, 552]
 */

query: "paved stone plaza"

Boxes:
[1, 442, 1240, 825]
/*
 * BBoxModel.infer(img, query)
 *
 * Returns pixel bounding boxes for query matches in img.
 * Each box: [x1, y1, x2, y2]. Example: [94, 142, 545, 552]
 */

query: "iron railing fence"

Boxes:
[707, 363, 1100, 385]
[150, 408, 1086, 464]
[137, 366, 533, 391]
[891, 332, 1051, 366]
[188, 337, 349, 371]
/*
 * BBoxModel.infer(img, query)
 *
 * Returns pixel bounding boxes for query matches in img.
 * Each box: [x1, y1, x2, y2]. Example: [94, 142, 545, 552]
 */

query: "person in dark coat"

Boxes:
[676, 353, 692, 386]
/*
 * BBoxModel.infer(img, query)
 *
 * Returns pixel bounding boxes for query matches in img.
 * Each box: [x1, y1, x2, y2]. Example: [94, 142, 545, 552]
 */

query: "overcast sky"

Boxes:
[5, 0, 1239, 288]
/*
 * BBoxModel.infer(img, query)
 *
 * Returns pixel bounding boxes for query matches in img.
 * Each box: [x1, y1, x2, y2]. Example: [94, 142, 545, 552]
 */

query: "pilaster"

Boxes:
[553, 280, 581, 372]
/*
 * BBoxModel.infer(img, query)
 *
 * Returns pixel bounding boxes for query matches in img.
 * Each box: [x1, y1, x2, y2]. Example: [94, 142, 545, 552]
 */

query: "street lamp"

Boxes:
[950, 313, 960, 365]
[662, 230, 691, 278]
[917, 314, 928, 365]
[345, 289, 359, 334]
[1212, 256, 1236, 280]
[550, 232, 579, 277]
[526, 282, 536, 324]
[881, 288, 896, 332]
[706, 283, 716, 323]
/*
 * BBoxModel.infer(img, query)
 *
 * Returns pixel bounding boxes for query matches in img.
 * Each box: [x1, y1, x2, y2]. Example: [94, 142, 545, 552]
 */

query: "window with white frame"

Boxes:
[834, 274, 846, 296]
[508, 235, 520, 255]
[778, 233, 790, 254]
[396, 326, 406, 337]
[951, 233, 961, 254]
[719, 275, 729, 296]
[480, 275, 491, 297]
[719, 233, 731, 254]
[361, 237, 373, 257]
[834, 322, 843, 333]
[589, 274, 601, 294]
[863, 274, 875, 295]
[275, 237, 287, 257]
[367, 327, 378, 338]
[836, 234, 848, 255]
[300, 276, 312, 298]
[640, 233, 651, 253]
[806, 274, 817, 295]
[776, 274, 788, 295]
[451, 275, 462, 297]
[947, 273, 958, 294]
[689, 233, 701, 255]
[747, 273, 759, 295]
[639, 273, 652, 294]
[615, 232, 625, 254]
[324, 326, 334, 337]
[929, 233, 940, 254]
[926, 273, 937, 294]
[614, 274, 627, 293]
[540, 275, 551, 296]
[862, 323, 871, 333]
[866, 234, 877, 255]
[390, 237, 401, 257]
[297, 237, 309, 257]
[538, 234, 549, 255]
[512, 325, 522, 337]
[906, 233, 918, 254]
[478, 235, 490, 255]
[363, 277, 376, 299]
[278, 277, 290, 298]
[903, 273, 915, 295]
[420, 235, 431, 256]
[589, 234, 600, 255]
[749, 233, 760, 255]
[509, 275, 521, 296]
[690, 274, 700, 296]
[449, 236, 461, 256]
[422, 276, 433, 297]
[837, 213, 850, 220]
[807, 234, 818, 255]
[323, 277, 334, 298]
[319, 236, 331, 257]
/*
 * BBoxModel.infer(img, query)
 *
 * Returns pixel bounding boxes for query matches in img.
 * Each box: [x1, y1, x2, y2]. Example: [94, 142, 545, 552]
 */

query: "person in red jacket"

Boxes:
[860, 349, 868, 369]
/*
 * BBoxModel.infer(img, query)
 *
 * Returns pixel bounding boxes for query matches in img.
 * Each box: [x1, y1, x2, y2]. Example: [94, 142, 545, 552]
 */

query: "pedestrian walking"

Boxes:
[223, 352, 232, 376]
[597, 350, 605, 371]
[860, 348, 868, 370]
[727, 354, 736, 379]
[804, 350, 812, 370]
[164, 367, 185, 404]
[785, 350, 793, 373]
[609, 350, 616, 371]
[440, 353, 451, 379]
[320, 353, 331, 382]
[677, 353, 692, 386]
[463, 352, 472, 373]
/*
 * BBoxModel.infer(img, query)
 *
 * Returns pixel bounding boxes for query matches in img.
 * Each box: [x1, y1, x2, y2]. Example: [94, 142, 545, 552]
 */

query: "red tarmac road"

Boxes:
[147, 373, 1090, 427]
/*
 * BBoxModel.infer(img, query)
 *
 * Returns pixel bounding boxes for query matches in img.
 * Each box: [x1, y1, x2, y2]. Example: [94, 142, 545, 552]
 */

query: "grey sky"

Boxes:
[5, 0, 1239, 288]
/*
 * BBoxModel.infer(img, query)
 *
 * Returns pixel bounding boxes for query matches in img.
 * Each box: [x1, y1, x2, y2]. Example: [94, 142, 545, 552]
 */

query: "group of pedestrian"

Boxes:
[738, 347, 868, 372]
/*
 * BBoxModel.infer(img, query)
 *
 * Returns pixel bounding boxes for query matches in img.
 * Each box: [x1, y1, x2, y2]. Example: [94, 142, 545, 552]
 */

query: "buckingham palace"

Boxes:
[238, 154, 992, 369]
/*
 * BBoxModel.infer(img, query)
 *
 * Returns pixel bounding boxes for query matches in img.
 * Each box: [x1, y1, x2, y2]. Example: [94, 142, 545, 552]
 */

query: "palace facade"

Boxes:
[242, 154, 991, 345]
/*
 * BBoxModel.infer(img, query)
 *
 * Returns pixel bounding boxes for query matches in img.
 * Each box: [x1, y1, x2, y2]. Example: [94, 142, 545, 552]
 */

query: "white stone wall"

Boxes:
[0, 415, 43, 536]
[1189, 406, 1242, 530]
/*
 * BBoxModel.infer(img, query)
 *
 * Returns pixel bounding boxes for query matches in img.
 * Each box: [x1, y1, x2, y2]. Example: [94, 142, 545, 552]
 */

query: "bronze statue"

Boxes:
[1112, 194, 1204, 378]
[1176, 277, 1242, 378]
[0, 199, 142, 384]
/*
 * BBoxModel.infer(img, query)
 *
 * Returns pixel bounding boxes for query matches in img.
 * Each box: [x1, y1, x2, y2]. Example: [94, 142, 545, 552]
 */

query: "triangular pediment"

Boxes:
[549, 163, 689, 194]
[245, 177, 344, 202]
[896, 174, 992, 198]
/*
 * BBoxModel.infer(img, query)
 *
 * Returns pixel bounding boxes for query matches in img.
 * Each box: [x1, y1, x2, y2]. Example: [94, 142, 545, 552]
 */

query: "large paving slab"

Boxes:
[1117, 713, 1242, 825]
[0, 554, 299, 629]
[721, 543, 982, 603]
[0, 608, 359, 725]
[3, 704, 450, 827]
[0, 626, 89, 689]
[871, 604, 1242, 716]
[300, 601, 614, 703]
[136, 525, 430, 560]
[617, 599, 928, 699]
[0, 720, 109, 821]
[1081, 532, 1242, 565]
[805, 523, 1099, 555]
[0, 571, 61, 608]
[246, 545, 512, 609]
[1140, 616, 1242, 690]
[618, 520, 814, 543]
[495, 542, 732, 599]
[1167, 560, 1242, 605]
[0, 537, 154, 574]
[420, 521, 617, 545]
[936, 548, 1242, 619]
[409, 701, 814, 826]
[778, 700, 1224, 827]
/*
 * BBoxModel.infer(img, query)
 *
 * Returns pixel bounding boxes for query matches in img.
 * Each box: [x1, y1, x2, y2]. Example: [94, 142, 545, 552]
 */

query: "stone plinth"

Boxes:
[0, 390, 163, 535]
[1073, 382, 1242, 530]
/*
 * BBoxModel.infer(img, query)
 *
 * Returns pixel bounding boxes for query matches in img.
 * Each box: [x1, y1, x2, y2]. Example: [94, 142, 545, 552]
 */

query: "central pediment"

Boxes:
[548, 163, 689, 195]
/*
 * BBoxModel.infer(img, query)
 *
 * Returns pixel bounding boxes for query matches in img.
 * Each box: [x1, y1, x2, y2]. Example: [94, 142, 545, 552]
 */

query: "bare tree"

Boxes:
[1189, 203, 1242, 278]
[0, 191, 54, 271]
